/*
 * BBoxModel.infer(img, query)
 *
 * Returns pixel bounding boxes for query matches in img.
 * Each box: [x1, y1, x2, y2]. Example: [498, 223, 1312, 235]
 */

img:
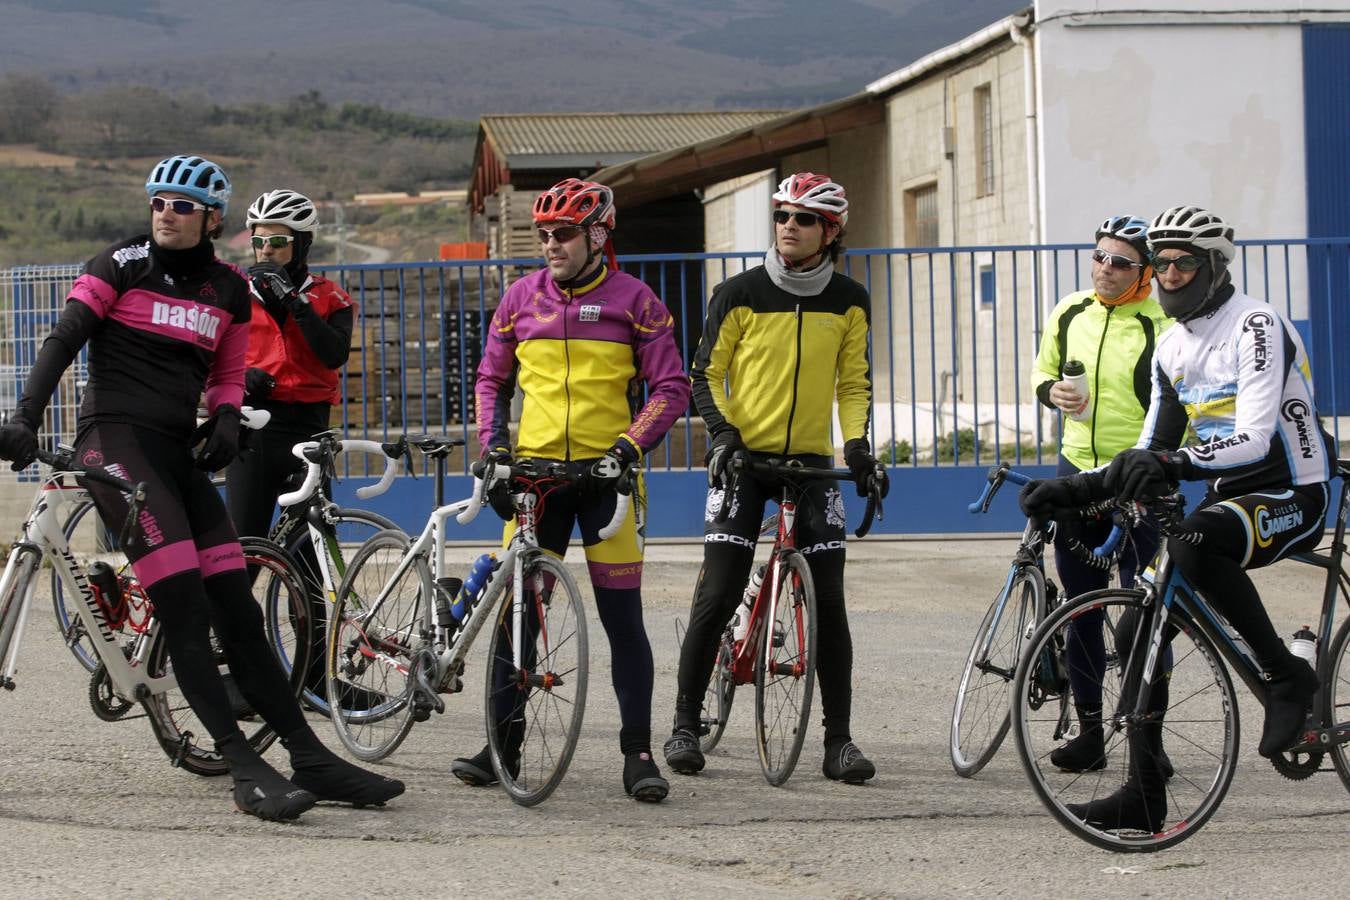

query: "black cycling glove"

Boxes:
[244, 367, 276, 401]
[1103, 449, 1192, 503]
[1017, 471, 1107, 519]
[705, 426, 746, 489]
[249, 262, 307, 316]
[0, 417, 38, 471]
[844, 438, 890, 499]
[585, 438, 639, 499]
[192, 404, 243, 472]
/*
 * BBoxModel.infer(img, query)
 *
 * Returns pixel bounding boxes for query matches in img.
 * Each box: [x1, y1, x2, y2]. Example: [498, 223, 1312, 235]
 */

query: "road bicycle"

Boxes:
[1011, 461, 1350, 851]
[0, 447, 309, 774]
[262, 430, 403, 714]
[694, 455, 882, 786]
[950, 462, 1131, 778]
[326, 442, 631, 806]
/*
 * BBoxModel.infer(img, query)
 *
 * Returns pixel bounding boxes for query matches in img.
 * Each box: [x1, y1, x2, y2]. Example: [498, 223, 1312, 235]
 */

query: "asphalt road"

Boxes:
[2, 537, 1347, 898]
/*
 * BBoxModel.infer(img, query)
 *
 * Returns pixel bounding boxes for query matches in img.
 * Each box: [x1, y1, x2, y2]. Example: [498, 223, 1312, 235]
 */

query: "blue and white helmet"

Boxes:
[1095, 214, 1150, 261]
[145, 155, 232, 214]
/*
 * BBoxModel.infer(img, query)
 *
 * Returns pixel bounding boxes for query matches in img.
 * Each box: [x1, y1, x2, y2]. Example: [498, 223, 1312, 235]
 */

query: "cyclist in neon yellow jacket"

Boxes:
[1029, 215, 1172, 773]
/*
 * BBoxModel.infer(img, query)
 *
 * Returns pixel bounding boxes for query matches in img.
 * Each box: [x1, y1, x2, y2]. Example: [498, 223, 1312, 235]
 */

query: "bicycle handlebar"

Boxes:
[278, 438, 403, 507]
[966, 462, 1033, 514]
[714, 456, 882, 538]
[239, 406, 271, 432]
[460, 459, 633, 539]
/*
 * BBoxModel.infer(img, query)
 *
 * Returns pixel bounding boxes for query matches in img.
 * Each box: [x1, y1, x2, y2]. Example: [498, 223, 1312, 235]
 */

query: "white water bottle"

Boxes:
[732, 565, 766, 642]
[1290, 626, 1318, 667]
[1061, 359, 1091, 422]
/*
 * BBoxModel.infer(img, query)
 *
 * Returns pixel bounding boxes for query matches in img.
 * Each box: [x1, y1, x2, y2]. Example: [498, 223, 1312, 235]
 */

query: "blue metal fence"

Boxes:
[4, 239, 1347, 534]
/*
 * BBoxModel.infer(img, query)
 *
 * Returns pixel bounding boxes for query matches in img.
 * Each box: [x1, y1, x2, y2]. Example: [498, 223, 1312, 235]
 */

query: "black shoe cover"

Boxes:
[217, 732, 317, 822]
[283, 728, 405, 807]
[624, 751, 669, 802]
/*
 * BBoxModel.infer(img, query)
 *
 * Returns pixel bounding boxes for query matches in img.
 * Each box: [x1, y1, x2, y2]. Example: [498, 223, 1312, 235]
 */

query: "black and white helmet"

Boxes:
[246, 189, 318, 233]
[1147, 206, 1235, 263]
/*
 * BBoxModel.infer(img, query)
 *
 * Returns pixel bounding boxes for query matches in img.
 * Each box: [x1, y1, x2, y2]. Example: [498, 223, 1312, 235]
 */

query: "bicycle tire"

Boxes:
[278, 507, 398, 716]
[690, 563, 736, 753]
[140, 538, 310, 776]
[950, 565, 1046, 777]
[1011, 588, 1239, 852]
[1324, 584, 1350, 793]
[51, 499, 127, 673]
[326, 528, 427, 762]
[754, 548, 816, 786]
[485, 551, 589, 807]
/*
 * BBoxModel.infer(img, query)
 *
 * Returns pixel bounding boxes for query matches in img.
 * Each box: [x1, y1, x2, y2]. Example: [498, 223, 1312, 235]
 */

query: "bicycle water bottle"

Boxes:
[1061, 359, 1091, 422]
[1290, 625, 1318, 667]
[88, 560, 127, 627]
[435, 577, 463, 628]
[451, 553, 497, 622]
[732, 565, 766, 642]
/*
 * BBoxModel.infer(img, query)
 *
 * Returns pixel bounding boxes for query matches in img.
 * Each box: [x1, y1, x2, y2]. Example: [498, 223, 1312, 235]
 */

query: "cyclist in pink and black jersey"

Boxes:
[0, 156, 401, 822]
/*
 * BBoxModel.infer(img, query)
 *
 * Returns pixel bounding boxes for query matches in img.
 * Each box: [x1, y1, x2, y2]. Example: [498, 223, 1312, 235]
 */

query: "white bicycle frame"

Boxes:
[0, 470, 172, 700]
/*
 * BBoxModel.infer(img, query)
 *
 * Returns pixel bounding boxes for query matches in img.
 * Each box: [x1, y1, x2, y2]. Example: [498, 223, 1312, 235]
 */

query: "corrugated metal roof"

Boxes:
[482, 111, 787, 160]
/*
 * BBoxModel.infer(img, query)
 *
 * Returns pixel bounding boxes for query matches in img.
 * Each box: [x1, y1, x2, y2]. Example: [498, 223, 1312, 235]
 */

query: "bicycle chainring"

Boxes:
[89, 664, 134, 721]
[1269, 748, 1323, 781]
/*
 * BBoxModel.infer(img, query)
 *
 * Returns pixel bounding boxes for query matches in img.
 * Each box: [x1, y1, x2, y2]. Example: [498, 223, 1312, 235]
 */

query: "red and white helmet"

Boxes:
[773, 172, 848, 228]
[532, 178, 616, 229]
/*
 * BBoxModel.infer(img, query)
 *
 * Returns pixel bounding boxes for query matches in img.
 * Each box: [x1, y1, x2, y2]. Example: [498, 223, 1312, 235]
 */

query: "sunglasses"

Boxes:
[150, 196, 208, 215]
[1151, 254, 1206, 273]
[252, 234, 297, 250]
[1091, 248, 1144, 270]
[538, 225, 585, 244]
[772, 209, 823, 228]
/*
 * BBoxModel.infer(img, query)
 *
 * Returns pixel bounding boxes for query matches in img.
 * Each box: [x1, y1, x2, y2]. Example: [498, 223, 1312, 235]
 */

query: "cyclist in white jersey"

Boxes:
[1020, 206, 1333, 832]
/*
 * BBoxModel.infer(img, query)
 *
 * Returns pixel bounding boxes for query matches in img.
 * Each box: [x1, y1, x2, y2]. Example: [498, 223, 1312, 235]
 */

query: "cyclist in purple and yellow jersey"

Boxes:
[0, 156, 401, 822]
[452, 178, 691, 802]
[664, 172, 889, 784]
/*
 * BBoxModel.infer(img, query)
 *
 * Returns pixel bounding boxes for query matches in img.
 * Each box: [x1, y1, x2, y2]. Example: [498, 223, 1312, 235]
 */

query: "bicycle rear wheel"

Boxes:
[52, 499, 127, 673]
[140, 539, 309, 776]
[1011, 589, 1239, 852]
[279, 507, 397, 716]
[754, 549, 816, 786]
[326, 529, 427, 762]
[1325, 608, 1350, 793]
[950, 565, 1046, 777]
[485, 551, 588, 806]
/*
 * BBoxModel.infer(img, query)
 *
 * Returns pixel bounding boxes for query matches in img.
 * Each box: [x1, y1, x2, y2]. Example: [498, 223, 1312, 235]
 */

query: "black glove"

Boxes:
[0, 418, 38, 471]
[1103, 449, 1191, 503]
[705, 426, 747, 489]
[192, 404, 242, 472]
[844, 438, 890, 499]
[1017, 472, 1107, 519]
[585, 438, 639, 499]
[244, 367, 276, 401]
[248, 262, 306, 314]
[482, 447, 516, 521]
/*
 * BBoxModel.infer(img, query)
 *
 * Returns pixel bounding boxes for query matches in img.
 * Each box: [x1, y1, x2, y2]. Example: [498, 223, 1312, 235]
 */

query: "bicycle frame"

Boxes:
[1, 471, 171, 701]
[728, 504, 802, 685]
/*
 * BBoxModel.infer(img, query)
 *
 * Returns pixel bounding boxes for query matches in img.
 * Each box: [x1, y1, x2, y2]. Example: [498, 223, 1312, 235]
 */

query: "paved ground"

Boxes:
[2, 537, 1348, 898]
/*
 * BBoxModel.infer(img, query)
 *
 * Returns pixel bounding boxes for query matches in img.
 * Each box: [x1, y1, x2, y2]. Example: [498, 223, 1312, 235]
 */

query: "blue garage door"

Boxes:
[1304, 24, 1350, 415]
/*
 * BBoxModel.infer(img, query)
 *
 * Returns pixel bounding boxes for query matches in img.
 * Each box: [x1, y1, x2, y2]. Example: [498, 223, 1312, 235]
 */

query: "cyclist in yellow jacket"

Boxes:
[1030, 215, 1171, 772]
[664, 173, 888, 784]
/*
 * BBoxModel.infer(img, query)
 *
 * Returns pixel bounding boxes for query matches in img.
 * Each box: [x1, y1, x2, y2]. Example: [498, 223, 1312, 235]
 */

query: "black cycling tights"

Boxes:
[1168, 483, 1329, 662]
[150, 569, 306, 741]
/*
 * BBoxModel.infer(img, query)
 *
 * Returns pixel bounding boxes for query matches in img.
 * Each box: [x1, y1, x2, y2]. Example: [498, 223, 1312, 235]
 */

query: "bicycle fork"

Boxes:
[0, 547, 43, 690]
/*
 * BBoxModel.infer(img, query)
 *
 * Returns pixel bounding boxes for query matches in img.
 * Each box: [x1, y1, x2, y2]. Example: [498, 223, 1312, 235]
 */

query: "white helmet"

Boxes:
[246, 189, 319, 233]
[1147, 206, 1235, 263]
[772, 172, 848, 228]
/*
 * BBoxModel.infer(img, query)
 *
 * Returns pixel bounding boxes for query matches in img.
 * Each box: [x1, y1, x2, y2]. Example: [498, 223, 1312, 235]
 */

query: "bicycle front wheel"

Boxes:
[754, 549, 816, 786]
[52, 499, 126, 673]
[1011, 589, 1239, 852]
[140, 539, 309, 776]
[327, 529, 428, 762]
[485, 551, 588, 807]
[950, 565, 1046, 777]
[280, 507, 397, 716]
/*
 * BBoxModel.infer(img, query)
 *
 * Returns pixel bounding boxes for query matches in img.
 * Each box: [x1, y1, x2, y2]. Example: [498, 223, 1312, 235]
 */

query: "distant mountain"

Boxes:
[0, 0, 1026, 116]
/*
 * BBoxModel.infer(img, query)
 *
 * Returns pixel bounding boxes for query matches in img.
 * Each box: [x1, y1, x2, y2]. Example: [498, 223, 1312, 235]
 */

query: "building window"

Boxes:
[975, 83, 994, 197]
[906, 182, 939, 248]
[978, 263, 996, 308]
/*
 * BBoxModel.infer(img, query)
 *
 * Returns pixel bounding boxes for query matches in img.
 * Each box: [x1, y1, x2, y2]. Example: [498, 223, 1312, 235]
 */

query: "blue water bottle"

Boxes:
[451, 553, 496, 621]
